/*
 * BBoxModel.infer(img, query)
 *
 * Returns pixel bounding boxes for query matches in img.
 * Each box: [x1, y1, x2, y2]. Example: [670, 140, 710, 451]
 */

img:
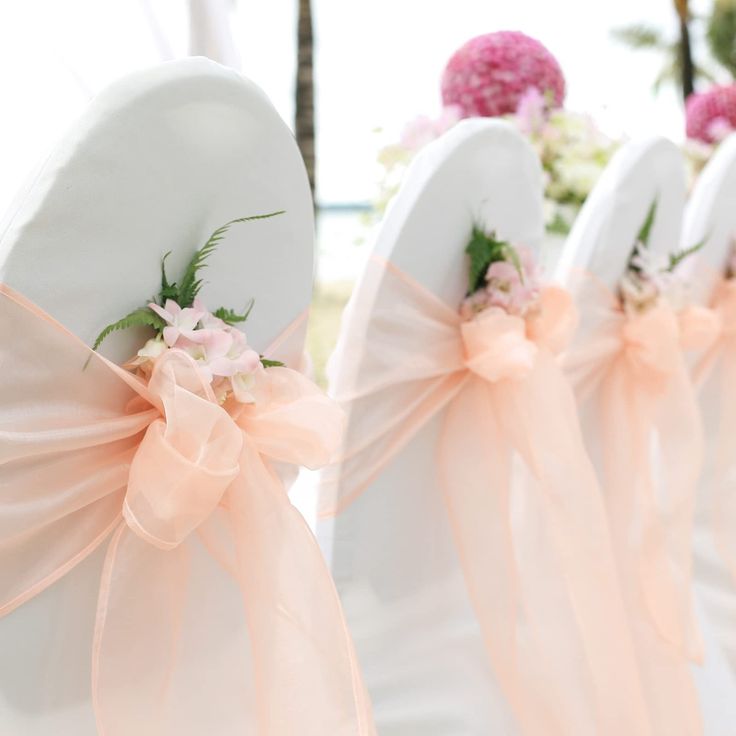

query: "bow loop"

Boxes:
[461, 309, 537, 383]
[233, 366, 345, 469]
[124, 350, 243, 550]
[462, 286, 578, 383]
[621, 307, 681, 391]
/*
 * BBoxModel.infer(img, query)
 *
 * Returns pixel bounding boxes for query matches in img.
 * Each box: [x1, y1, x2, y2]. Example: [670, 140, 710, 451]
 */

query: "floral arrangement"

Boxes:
[376, 88, 619, 235]
[460, 227, 541, 320]
[618, 202, 703, 315]
[685, 84, 736, 143]
[441, 31, 565, 118]
[93, 212, 284, 404]
[374, 30, 617, 236]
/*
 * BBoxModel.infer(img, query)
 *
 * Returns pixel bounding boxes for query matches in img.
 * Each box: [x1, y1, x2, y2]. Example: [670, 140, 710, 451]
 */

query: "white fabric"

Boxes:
[0, 57, 314, 734]
[318, 119, 544, 735]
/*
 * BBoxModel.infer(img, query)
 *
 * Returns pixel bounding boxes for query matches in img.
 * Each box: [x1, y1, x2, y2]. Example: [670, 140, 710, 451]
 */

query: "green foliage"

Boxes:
[170, 211, 284, 308]
[259, 357, 284, 368]
[213, 300, 254, 325]
[611, 21, 716, 99]
[611, 24, 666, 50]
[667, 238, 705, 272]
[708, 1, 736, 77]
[636, 200, 658, 247]
[465, 227, 516, 294]
[92, 210, 284, 351]
[92, 307, 167, 351]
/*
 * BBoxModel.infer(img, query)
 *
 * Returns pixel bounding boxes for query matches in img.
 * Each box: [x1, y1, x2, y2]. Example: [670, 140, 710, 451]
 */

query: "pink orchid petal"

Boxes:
[148, 302, 173, 323]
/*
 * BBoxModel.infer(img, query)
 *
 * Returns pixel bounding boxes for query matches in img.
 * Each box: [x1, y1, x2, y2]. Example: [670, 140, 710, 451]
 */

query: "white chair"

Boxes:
[318, 118, 547, 735]
[0, 57, 314, 735]
[682, 132, 736, 725]
[558, 136, 736, 735]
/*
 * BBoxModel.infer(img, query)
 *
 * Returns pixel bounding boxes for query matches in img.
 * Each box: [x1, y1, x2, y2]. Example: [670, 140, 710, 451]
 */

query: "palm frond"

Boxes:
[611, 24, 667, 50]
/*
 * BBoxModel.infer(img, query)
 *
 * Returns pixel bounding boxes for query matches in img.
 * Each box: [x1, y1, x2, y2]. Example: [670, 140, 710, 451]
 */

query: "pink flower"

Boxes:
[686, 85, 736, 143]
[400, 105, 463, 151]
[441, 31, 565, 119]
[205, 328, 261, 378]
[149, 299, 205, 347]
[485, 250, 541, 316]
[515, 87, 548, 135]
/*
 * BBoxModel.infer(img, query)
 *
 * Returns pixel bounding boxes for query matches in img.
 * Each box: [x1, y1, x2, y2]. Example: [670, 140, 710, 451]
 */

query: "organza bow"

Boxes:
[566, 280, 716, 661]
[563, 275, 715, 736]
[0, 284, 375, 736]
[319, 257, 652, 736]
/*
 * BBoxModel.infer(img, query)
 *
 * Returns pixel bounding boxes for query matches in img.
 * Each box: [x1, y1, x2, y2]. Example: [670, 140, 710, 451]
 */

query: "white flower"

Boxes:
[137, 336, 167, 361]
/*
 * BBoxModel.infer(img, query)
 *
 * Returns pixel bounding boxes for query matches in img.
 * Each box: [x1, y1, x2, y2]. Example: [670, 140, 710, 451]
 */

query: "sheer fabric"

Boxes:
[0, 284, 375, 736]
[564, 273, 718, 735]
[319, 255, 653, 735]
[692, 279, 736, 662]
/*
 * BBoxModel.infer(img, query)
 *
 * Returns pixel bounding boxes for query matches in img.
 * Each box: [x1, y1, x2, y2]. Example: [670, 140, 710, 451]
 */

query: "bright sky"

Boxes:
[0, 0, 719, 212]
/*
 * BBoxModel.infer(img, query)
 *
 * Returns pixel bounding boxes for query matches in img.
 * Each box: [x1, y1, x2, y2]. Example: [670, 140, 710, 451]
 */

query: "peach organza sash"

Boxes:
[0, 284, 375, 736]
[565, 276, 716, 661]
[564, 275, 718, 735]
[319, 256, 651, 736]
[693, 278, 736, 582]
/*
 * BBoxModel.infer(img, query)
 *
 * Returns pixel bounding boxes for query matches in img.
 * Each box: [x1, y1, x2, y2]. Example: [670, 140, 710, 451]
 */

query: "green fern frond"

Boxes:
[637, 200, 658, 247]
[93, 307, 166, 351]
[260, 357, 284, 368]
[466, 227, 509, 294]
[159, 251, 179, 301]
[667, 238, 705, 272]
[214, 299, 255, 325]
[177, 211, 285, 306]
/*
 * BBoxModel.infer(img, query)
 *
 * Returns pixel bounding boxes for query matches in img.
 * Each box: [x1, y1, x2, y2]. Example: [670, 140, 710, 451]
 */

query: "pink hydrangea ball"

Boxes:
[686, 85, 736, 143]
[441, 31, 565, 118]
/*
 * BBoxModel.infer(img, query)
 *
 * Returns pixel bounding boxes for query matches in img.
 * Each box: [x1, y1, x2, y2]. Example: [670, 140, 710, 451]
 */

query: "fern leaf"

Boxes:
[466, 227, 508, 293]
[214, 299, 254, 325]
[159, 251, 179, 301]
[637, 200, 658, 247]
[178, 211, 285, 306]
[93, 307, 166, 351]
[667, 238, 705, 272]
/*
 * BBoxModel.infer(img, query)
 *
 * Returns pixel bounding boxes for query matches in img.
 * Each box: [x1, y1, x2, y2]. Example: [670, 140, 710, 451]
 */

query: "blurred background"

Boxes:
[1, 0, 735, 383]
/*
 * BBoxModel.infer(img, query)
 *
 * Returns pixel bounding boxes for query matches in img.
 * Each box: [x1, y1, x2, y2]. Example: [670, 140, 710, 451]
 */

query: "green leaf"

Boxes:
[213, 299, 255, 325]
[177, 211, 285, 307]
[92, 307, 166, 351]
[260, 357, 284, 368]
[637, 200, 658, 247]
[159, 251, 179, 301]
[611, 24, 667, 50]
[667, 238, 705, 272]
[465, 227, 508, 294]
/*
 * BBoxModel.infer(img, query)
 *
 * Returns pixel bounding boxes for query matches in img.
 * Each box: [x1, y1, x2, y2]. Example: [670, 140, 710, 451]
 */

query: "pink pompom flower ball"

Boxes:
[686, 85, 736, 143]
[441, 31, 566, 118]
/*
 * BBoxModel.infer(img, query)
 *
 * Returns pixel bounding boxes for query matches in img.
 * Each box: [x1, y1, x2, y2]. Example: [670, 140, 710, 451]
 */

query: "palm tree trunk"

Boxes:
[675, 0, 695, 99]
[295, 0, 316, 198]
